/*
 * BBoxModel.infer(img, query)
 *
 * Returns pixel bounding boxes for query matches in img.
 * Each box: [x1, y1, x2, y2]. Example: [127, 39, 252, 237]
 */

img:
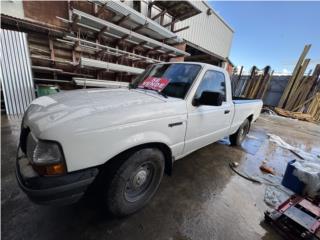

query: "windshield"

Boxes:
[131, 63, 202, 99]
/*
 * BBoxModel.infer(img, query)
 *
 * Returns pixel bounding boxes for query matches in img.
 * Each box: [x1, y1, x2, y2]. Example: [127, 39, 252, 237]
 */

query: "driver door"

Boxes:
[184, 70, 233, 154]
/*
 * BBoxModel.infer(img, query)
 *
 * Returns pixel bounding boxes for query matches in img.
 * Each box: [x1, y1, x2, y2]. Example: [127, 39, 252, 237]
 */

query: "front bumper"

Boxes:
[16, 156, 99, 205]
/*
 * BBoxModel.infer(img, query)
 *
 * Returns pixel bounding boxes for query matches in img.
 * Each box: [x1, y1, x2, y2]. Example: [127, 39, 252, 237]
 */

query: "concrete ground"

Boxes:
[2, 114, 320, 240]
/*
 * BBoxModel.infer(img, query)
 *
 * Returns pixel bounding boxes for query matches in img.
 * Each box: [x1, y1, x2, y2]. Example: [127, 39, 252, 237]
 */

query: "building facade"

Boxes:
[1, 0, 234, 114]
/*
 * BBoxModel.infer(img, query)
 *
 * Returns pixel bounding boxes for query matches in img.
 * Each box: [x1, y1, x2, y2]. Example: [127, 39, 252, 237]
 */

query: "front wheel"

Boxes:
[105, 148, 165, 217]
[229, 119, 250, 146]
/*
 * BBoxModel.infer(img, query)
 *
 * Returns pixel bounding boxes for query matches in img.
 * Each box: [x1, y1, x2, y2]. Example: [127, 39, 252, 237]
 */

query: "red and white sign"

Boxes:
[138, 77, 170, 91]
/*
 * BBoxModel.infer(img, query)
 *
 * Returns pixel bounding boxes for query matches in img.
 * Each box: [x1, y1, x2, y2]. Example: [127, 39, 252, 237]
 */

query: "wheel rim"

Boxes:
[124, 162, 155, 202]
[239, 122, 249, 143]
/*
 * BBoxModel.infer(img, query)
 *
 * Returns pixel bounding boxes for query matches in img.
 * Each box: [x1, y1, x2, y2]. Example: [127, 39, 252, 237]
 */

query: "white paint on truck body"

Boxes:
[23, 62, 262, 172]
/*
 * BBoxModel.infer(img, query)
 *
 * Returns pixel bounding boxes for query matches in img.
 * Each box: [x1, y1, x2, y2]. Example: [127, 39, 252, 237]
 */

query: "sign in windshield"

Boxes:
[133, 63, 201, 99]
[138, 77, 170, 91]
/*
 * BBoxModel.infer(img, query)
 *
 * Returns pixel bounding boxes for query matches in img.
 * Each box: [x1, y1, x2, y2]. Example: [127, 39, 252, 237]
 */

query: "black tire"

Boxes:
[105, 148, 165, 217]
[229, 119, 250, 146]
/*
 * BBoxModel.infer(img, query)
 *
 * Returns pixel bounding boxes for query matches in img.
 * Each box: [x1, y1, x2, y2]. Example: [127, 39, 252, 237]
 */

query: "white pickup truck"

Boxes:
[16, 62, 262, 216]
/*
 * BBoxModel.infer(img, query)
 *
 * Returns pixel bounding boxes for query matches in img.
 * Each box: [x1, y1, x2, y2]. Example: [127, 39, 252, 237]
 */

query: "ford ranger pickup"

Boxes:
[16, 62, 263, 216]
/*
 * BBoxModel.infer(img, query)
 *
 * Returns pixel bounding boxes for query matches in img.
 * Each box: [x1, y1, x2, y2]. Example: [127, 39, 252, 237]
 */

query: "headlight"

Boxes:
[33, 141, 63, 165]
[31, 140, 66, 176]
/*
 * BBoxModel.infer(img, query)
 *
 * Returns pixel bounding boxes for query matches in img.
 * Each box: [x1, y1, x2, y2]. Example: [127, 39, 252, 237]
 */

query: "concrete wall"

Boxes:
[263, 76, 290, 106]
[232, 75, 290, 106]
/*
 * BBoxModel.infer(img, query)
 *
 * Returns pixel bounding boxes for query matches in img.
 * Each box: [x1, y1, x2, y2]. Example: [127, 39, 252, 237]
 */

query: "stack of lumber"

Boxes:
[306, 93, 320, 122]
[234, 65, 273, 99]
[277, 44, 320, 123]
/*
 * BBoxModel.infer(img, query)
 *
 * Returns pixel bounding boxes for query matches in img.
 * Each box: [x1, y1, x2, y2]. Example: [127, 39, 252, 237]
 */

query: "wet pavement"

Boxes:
[2, 114, 320, 240]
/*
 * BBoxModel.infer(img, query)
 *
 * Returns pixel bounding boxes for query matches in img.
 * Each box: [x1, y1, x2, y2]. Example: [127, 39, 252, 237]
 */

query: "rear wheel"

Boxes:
[229, 119, 250, 146]
[105, 148, 164, 217]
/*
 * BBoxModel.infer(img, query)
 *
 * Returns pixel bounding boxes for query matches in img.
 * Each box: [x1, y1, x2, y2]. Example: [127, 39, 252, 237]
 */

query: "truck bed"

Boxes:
[230, 98, 263, 134]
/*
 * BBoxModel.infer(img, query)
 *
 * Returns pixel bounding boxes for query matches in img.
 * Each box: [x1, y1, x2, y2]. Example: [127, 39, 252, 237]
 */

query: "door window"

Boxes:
[194, 70, 226, 101]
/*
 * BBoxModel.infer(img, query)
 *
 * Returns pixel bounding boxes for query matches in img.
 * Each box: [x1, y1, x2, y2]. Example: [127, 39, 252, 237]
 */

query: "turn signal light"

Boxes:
[46, 163, 66, 175]
[32, 163, 66, 176]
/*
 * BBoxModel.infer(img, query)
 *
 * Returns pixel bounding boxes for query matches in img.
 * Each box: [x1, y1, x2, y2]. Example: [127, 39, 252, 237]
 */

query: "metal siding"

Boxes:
[123, 0, 133, 8]
[0, 29, 35, 115]
[140, 1, 149, 17]
[1, 1, 25, 19]
[175, 1, 233, 59]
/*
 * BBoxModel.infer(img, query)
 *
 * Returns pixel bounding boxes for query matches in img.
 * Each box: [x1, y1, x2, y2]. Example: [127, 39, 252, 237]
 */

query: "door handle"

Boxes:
[224, 110, 230, 114]
[168, 122, 183, 127]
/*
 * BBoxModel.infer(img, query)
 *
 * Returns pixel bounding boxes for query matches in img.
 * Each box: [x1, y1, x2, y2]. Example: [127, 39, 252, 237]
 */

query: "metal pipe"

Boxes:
[73, 77, 129, 88]
[80, 57, 144, 75]
[64, 36, 163, 63]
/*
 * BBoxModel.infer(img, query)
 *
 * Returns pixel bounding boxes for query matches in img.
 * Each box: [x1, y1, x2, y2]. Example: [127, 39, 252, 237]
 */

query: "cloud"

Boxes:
[273, 68, 291, 76]
[282, 68, 290, 74]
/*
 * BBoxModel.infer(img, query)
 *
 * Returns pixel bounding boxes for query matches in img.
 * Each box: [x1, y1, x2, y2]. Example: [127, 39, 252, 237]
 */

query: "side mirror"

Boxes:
[193, 91, 223, 106]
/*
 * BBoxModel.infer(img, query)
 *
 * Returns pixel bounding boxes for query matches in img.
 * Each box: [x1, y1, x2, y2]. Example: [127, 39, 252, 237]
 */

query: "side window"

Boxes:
[194, 70, 226, 101]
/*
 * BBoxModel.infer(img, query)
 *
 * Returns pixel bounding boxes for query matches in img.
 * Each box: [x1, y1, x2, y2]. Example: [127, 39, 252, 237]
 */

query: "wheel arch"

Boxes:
[247, 114, 254, 123]
[100, 142, 173, 176]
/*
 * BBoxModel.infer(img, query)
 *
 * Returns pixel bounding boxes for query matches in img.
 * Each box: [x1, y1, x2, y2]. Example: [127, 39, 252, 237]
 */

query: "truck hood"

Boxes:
[24, 88, 185, 138]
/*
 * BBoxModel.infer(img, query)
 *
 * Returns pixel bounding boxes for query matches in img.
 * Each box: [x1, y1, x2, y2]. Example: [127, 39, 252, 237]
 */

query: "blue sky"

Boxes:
[210, 1, 320, 74]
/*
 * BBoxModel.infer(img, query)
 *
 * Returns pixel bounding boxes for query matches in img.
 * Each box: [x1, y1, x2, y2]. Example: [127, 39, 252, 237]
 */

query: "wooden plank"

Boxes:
[306, 64, 320, 99]
[293, 76, 314, 110]
[292, 94, 317, 112]
[249, 74, 263, 98]
[278, 44, 311, 107]
[243, 66, 257, 97]
[285, 58, 311, 110]
[260, 67, 272, 97]
[233, 66, 243, 95]
[260, 71, 274, 99]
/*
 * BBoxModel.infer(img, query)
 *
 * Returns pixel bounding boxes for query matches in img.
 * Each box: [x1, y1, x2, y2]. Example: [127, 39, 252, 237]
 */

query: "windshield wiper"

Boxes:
[138, 86, 168, 98]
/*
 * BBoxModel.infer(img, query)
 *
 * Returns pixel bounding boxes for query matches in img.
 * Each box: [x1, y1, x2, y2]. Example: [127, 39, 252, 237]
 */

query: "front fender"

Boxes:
[55, 118, 186, 172]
